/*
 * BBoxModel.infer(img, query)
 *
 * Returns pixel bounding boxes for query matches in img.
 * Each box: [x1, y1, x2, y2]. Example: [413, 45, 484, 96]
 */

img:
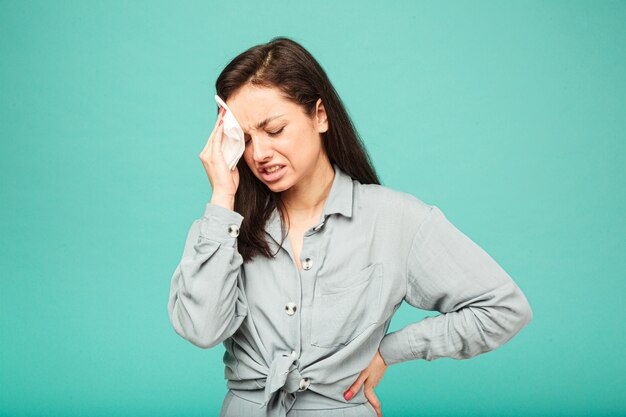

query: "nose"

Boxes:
[251, 136, 274, 162]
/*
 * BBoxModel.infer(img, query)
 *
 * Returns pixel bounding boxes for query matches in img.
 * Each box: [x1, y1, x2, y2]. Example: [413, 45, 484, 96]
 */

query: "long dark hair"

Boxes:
[215, 36, 380, 262]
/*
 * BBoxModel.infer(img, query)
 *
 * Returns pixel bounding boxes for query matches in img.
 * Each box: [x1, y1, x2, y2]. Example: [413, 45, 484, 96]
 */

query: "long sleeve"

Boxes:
[378, 205, 533, 366]
[167, 202, 248, 349]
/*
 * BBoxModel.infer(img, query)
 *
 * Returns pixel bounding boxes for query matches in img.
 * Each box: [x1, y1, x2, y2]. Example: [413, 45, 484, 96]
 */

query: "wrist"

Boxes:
[378, 348, 389, 367]
[210, 194, 235, 211]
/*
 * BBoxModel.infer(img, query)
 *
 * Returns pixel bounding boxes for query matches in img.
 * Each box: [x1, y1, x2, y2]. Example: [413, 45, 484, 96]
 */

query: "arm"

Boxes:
[378, 205, 533, 365]
[167, 202, 248, 349]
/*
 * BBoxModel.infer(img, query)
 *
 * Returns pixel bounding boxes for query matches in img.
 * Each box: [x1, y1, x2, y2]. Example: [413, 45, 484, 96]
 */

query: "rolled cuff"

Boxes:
[199, 203, 244, 246]
[378, 329, 417, 366]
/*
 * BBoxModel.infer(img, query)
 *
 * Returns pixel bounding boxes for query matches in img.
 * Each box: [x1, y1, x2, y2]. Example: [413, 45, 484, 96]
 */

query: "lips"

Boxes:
[258, 164, 285, 174]
[259, 165, 286, 182]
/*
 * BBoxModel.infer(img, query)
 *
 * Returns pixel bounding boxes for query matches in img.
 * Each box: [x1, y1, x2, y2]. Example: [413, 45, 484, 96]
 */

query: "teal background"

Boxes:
[1, 0, 624, 416]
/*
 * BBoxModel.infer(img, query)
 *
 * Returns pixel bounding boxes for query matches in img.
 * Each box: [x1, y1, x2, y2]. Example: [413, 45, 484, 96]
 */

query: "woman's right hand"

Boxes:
[200, 106, 240, 206]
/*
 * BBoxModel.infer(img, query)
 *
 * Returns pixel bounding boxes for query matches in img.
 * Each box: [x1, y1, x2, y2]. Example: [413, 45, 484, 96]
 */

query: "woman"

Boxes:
[167, 37, 533, 417]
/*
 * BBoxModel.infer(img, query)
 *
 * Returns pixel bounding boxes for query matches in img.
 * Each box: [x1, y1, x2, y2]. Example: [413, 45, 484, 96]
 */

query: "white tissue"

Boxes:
[214, 94, 245, 171]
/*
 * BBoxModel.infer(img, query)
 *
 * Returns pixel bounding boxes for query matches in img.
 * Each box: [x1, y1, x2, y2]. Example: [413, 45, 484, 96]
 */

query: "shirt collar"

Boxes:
[265, 163, 354, 245]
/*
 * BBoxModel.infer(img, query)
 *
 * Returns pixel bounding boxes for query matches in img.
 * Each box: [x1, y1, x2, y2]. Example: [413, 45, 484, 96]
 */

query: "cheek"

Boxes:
[292, 131, 322, 154]
[244, 148, 255, 164]
[242, 147, 253, 165]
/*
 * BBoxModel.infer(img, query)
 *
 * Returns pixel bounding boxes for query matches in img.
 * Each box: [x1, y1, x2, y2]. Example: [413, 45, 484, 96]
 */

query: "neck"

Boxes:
[281, 159, 335, 221]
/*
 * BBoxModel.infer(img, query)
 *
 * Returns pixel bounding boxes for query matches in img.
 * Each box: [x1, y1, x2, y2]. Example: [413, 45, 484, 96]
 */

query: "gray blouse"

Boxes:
[167, 163, 533, 417]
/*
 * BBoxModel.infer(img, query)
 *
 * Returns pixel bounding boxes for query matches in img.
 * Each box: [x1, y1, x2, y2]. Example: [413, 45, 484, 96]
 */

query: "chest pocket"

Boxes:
[310, 263, 383, 348]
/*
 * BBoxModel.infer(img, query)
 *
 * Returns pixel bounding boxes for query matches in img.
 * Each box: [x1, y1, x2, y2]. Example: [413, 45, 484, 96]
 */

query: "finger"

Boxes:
[209, 106, 224, 142]
[201, 133, 212, 157]
[344, 372, 367, 400]
[351, 371, 368, 391]
[216, 105, 225, 123]
[364, 389, 382, 417]
[201, 107, 224, 156]
[201, 131, 214, 158]
[210, 116, 225, 163]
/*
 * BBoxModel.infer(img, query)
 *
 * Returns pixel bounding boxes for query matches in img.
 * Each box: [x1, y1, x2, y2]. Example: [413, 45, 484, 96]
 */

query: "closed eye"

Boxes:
[268, 127, 284, 136]
[244, 126, 284, 145]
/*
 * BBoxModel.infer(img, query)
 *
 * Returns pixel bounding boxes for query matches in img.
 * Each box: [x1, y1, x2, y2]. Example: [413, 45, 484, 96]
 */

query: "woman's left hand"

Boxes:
[344, 349, 389, 417]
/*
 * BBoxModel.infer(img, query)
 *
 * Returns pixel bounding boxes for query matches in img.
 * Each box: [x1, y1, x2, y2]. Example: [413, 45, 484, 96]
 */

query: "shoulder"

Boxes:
[353, 181, 434, 229]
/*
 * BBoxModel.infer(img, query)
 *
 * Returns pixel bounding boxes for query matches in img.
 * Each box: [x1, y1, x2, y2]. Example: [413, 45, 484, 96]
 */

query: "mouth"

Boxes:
[259, 165, 286, 182]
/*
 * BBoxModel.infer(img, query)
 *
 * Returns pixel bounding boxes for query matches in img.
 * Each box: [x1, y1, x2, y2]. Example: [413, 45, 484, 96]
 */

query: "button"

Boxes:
[290, 350, 297, 358]
[285, 302, 297, 316]
[228, 224, 239, 237]
[302, 258, 312, 270]
[298, 377, 310, 391]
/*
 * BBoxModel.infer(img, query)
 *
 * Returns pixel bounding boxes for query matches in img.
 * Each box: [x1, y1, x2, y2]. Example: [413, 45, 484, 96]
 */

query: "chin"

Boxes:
[265, 181, 291, 193]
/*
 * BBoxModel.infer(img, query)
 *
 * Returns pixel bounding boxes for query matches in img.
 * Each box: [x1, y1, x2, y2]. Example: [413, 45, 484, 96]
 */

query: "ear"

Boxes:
[315, 98, 329, 134]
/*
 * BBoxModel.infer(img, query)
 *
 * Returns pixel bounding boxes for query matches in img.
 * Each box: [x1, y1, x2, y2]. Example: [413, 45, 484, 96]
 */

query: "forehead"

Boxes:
[226, 85, 295, 133]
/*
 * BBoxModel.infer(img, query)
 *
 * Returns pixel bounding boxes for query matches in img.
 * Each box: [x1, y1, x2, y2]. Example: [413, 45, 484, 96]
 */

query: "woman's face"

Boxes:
[226, 84, 328, 192]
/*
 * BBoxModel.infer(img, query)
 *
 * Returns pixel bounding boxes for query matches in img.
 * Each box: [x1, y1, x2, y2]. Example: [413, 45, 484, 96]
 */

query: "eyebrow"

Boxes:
[252, 115, 285, 130]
